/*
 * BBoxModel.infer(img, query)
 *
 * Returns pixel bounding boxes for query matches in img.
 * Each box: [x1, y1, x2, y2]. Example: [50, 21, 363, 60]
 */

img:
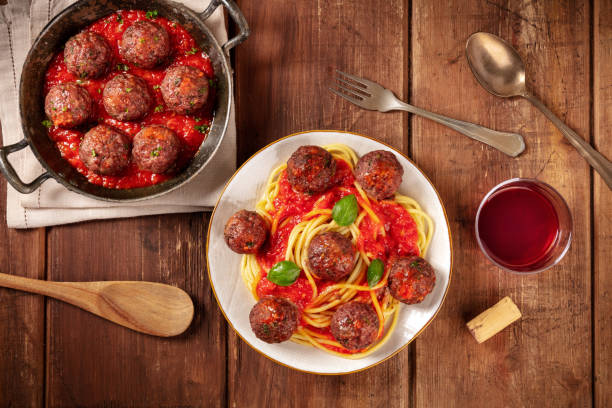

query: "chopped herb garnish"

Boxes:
[51, 107, 57, 111]
[91, 149, 97, 157]
[186, 47, 198, 55]
[76, 79, 84, 84]
[154, 36, 159, 42]
[79, 71, 88, 78]
[174, 78, 181, 86]
[152, 84, 161, 90]
[97, 88, 102, 94]
[145, 10, 158, 19]
[195, 117, 201, 122]
[171, 22, 177, 28]
[150, 146, 162, 157]
[194, 124, 209, 133]
[125, 107, 129, 113]
[154, 105, 163, 113]
[116, 64, 129, 71]
[116, 14, 123, 23]
[125, 87, 133, 93]
[139, 38, 146, 44]
[41, 119, 53, 128]
[198, 87, 206, 95]
[62, 107, 68, 112]
[208, 78, 215, 88]
[189, 101, 195, 106]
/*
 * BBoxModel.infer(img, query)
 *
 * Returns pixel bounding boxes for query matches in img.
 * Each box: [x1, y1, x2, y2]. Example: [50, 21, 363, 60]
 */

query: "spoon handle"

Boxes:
[393, 100, 525, 157]
[524, 92, 612, 190]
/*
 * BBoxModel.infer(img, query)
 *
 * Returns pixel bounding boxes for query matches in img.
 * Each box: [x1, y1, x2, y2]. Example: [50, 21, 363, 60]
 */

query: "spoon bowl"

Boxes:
[465, 32, 527, 98]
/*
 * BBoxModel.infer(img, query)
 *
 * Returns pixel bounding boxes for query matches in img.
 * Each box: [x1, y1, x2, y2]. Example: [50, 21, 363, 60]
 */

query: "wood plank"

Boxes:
[0, 131, 46, 407]
[45, 214, 227, 407]
[593, 0, 612, 405]
[230, 0, 412, 406]
[411, 0, 592, 406]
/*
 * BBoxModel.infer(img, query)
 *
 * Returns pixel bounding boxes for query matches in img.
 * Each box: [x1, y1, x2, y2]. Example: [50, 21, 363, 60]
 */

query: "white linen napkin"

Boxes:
[1, 0, 236, 228]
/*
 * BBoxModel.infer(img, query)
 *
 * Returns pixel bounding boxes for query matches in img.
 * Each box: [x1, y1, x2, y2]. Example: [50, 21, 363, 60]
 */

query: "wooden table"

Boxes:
[1, 0, 610, 406]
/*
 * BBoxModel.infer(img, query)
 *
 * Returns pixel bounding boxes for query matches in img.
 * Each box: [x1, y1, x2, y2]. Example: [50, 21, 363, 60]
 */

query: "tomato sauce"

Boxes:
[253, 158, 420, 354]
[43, 10, 216, 189]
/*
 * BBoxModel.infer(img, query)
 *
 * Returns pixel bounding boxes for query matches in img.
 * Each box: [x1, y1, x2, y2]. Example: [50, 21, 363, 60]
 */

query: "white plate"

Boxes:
[207, 130, 453, 374]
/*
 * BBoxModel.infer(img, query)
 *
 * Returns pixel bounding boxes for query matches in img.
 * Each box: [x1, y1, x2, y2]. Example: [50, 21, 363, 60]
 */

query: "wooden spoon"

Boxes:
[0, 272, 194, 337]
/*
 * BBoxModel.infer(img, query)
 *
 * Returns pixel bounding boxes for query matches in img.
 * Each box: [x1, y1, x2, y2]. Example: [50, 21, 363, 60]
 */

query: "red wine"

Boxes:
[477, 185, 560, 270]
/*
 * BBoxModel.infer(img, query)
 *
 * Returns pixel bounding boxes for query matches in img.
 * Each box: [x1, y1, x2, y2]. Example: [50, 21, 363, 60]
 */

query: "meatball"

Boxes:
[132, 125, 181, 173]
[64, 31, 112, 79]
[224, 210, 268, 254]
[355, 150, 404, 200]
[286, 146, 336, 194]
[119, 20, 170, 68]
[79, 124, 130, 175]
[102, 73, 151, 121]
[161, 66, 209, 114]
[249, 296, 299, 343]
[388, 256, 436, 304]
[330, 302, 379, 350]
[44, 82, 92, 128]
[307, 231, 355, 281]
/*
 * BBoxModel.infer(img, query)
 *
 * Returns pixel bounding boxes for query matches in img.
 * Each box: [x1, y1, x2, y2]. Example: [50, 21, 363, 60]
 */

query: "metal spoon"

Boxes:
[465, 32, 612, 190]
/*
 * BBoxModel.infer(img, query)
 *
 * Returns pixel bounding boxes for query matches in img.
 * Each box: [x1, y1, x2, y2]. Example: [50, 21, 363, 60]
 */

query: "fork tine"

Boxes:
[335, 70, 369, 89]
[335, 77, 371, 96]
[329, 87, 364, 105]
[333, 83, 369, 101]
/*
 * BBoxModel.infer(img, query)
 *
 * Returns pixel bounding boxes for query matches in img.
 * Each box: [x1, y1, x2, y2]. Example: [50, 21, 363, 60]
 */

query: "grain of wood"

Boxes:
[411, 0, 592, 406]
[45, 214, 226, 407]
[593, 0, 612, 405]
[230, 0, 411, 407]
[0, 130, 45, 407]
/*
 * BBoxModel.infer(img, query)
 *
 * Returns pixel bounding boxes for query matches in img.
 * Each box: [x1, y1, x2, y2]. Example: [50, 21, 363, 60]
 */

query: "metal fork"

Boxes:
[330, 70, 525, 157]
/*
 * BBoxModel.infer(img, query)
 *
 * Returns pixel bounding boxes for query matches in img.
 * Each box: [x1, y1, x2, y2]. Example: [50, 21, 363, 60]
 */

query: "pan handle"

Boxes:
[199, 0, 250, 54]
[0, 139, 51, 194]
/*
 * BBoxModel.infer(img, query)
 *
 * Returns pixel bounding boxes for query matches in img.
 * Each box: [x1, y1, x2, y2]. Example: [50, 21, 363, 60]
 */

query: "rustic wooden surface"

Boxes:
[0, 0, 610, 407]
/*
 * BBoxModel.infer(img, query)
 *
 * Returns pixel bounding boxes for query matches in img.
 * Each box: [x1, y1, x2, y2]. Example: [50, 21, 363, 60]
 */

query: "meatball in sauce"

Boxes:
[79, 124, 130, 175]
[132, 125, 181, 173]
[119, 20, 170, 68]
[224, 210, 268, 254]
[387, 256, 435, 304]
[330, 302, 379, 350]
[161, 65, 209, 114]
[249, 296, 299, 343]
[64, 31, 112, 79]
[44, 82, 92, 128]
[286, 145, 336, 194]
[102, 73, 151, 121]
[355, 150, 403, 200]
[307, 231, 356, 281]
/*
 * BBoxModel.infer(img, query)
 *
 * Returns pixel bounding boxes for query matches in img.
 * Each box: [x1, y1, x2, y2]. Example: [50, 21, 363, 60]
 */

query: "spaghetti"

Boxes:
[241, 144, 433, 358]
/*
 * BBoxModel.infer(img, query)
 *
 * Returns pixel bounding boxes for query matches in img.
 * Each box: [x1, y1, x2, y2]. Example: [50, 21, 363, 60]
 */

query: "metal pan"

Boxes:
[0, 0, 248, 201]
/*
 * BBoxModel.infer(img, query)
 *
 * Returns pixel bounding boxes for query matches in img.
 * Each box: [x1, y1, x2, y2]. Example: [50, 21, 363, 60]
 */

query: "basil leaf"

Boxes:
[367, 259, 384, 287]
[267, 261, 301, 286]
[332, 194, 359, 226]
